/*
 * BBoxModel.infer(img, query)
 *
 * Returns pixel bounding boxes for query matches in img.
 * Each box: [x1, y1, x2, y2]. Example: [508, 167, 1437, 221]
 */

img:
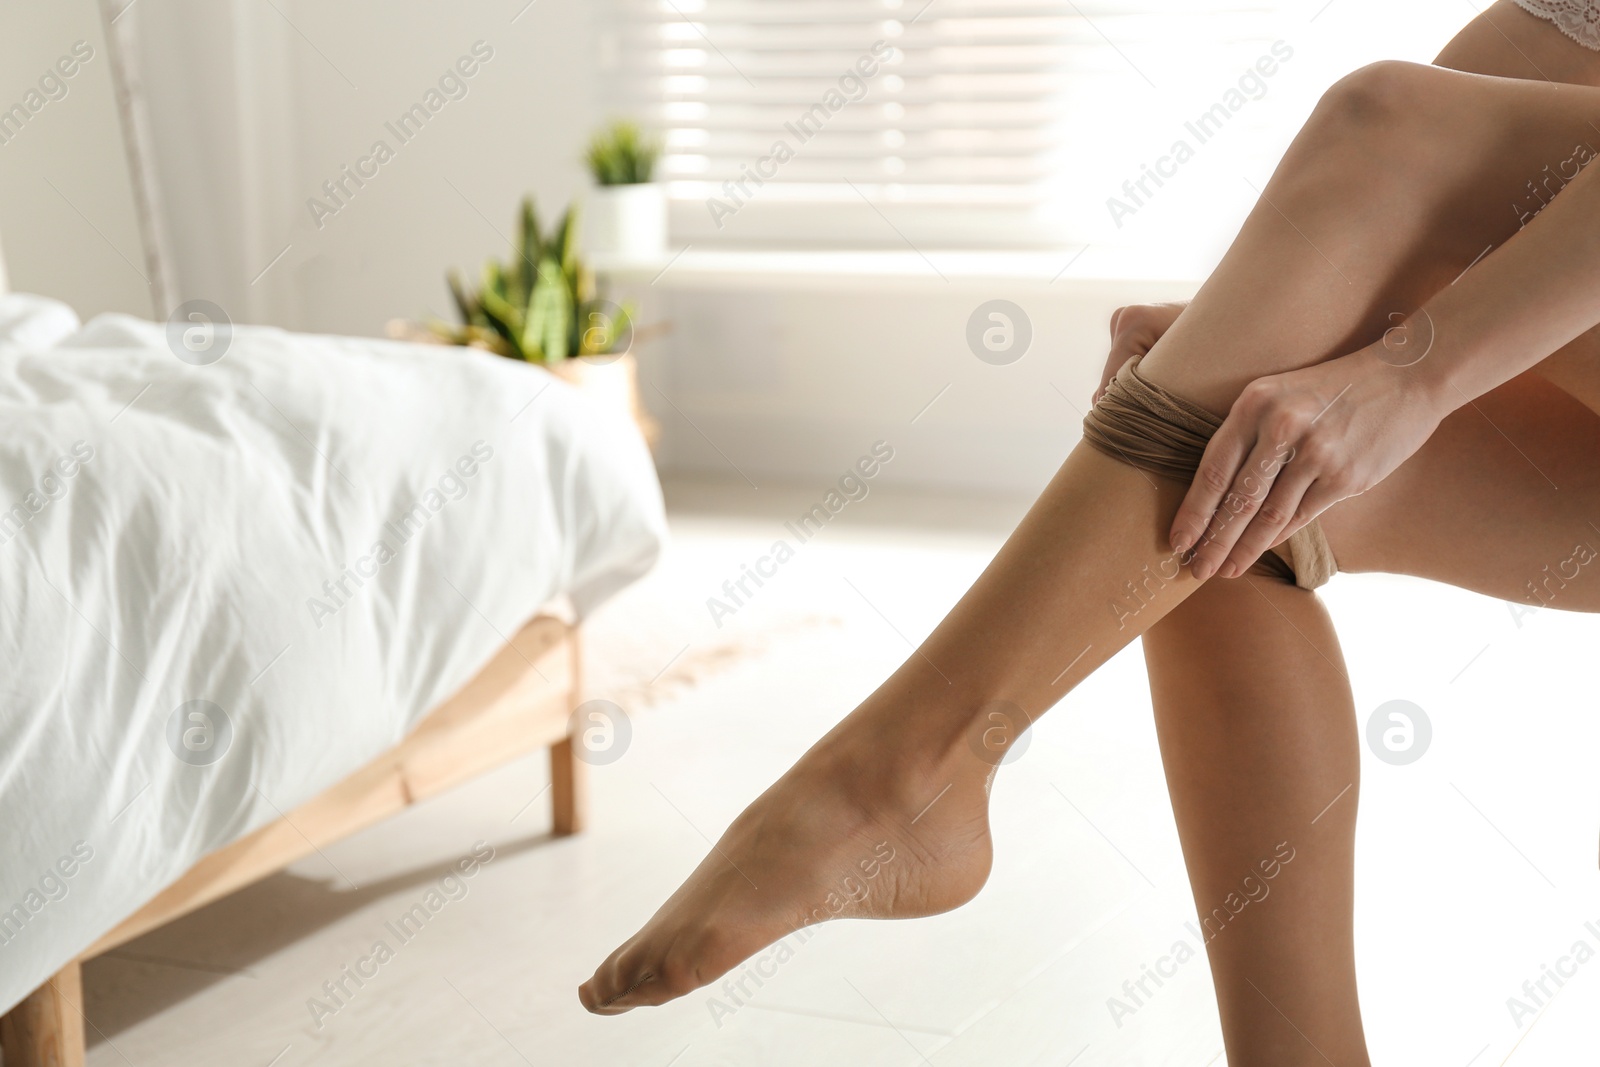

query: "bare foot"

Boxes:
[577, 721, 995, 1014]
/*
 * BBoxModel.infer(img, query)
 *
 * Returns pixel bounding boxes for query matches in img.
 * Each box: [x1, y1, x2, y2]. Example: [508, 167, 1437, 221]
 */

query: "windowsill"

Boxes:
[590, 247, 1207, 290]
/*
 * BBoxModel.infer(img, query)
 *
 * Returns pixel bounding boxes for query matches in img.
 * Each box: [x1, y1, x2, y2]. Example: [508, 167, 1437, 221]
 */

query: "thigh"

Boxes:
[1534, 325, 1600, 413]
[1142, 62, 1600, 412]
[1319, 367, 1600, 609]
[1306, 1, 1600, 598]
[1437, 0, 1600, 88]
[1439, 0, 1600, 415]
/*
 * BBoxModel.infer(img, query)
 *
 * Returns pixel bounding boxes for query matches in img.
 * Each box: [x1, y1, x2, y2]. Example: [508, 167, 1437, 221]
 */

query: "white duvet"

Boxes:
[0, 295, 666, 1013]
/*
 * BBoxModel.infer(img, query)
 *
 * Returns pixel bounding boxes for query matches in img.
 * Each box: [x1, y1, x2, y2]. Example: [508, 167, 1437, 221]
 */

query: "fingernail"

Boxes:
[1192, 560, 1213, 581]
[1171, 532, 1192, 554]
[1219, 562, 1238, 579]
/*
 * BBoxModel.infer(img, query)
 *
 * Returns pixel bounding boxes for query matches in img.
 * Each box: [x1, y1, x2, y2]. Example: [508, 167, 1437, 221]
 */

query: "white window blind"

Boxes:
[602, 1, 1305, 248]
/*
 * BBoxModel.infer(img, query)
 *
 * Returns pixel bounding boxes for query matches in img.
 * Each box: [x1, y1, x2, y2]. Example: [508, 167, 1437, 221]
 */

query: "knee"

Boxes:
[1276, 61, 1446, 202]
[1318, 61, 1432, 125]
[1303, 60, 1442, 147]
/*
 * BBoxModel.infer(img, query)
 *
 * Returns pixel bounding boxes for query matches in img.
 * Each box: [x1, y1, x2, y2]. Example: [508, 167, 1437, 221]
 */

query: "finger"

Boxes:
[1271, 512, 1312, 549]
[1094, 355, 1121, 404]
[1098, 333, 1153, 400]
[1219, 459, 1316, 578]
[1098, 310, 1126, 402]
[1170, 416, 1255, 556]
[1187, 437, 1288, 581]
[1270, 480, 1346, 548]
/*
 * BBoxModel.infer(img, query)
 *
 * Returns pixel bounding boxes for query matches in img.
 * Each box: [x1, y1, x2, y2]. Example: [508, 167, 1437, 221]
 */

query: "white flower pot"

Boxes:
[585, 183, 667, 260]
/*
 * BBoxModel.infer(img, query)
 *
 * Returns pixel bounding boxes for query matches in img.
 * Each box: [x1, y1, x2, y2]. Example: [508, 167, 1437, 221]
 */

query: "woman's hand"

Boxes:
[1169, 345, 1447, 580]
[1096, 302, 1187, 404]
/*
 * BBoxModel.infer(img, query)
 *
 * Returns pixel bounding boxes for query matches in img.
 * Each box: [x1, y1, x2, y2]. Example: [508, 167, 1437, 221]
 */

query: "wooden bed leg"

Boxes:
[550, 736, 588, 836]
[550, 626, 587, 837]
[1, 961, 87, 1067]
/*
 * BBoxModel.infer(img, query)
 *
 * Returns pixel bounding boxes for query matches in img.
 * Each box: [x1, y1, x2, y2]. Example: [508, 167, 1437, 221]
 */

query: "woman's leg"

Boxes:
[1140, 10, 1600, 1061]
[1146, 355, 1600, 1065]
[1147, 573, 1366, 1064]
[580, 60, 1600, 1015]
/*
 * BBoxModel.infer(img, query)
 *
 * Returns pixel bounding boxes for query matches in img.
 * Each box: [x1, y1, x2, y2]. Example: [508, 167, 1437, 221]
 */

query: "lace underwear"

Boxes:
[1515, 0, 1600, 50]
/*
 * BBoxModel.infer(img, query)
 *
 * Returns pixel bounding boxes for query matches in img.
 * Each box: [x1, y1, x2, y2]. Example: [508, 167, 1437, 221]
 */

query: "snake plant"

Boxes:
[430, 197, 634, 363]
[584, 120, 660, 186]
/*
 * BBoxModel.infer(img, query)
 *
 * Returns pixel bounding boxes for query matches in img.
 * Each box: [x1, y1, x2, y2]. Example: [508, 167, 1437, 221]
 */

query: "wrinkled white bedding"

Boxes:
[0, 295, 666, 1013]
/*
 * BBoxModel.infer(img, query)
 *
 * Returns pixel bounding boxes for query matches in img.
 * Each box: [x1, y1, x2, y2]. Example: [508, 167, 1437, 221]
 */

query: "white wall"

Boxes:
[1, 0, 1473, 497]
[0, 1, 154, 320]
[130, 0, 601, 337]
[632, 1, 1471, 495]
[619, 260, 1194, 495]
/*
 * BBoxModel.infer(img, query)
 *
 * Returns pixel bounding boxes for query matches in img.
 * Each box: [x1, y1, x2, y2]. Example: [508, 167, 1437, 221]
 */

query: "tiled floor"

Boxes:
[79, 477, 1599, 1065]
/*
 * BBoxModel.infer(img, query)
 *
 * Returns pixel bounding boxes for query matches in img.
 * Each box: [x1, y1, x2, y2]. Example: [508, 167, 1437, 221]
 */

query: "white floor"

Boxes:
[80, 477, 1600, 1066]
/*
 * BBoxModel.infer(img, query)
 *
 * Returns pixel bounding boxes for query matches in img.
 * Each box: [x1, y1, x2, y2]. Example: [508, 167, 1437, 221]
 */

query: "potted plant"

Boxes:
[390, 196, 660, 448]
[584, 120, 666, 259]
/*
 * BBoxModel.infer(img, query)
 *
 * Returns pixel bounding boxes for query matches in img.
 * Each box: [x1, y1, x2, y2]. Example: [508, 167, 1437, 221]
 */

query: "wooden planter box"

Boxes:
[548, 352, 660, 451]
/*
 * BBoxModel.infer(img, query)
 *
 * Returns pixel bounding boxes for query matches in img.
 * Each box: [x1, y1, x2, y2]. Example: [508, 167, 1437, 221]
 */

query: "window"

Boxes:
[604, 1, 1443, 252]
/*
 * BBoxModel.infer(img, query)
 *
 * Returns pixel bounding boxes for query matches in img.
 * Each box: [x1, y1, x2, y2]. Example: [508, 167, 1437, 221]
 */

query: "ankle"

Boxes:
[820, 686, 1018, 799]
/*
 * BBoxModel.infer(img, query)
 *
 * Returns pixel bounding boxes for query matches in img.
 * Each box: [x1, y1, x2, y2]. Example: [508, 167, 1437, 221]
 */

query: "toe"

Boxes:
[580, 939, 657, 1015]
[577, 971, 612, 1014]
[579, 953, 628, 1014]
[623, 931, 721, 1008]
[587, 947, 691, 1013]
[581, 976, 642, 1016]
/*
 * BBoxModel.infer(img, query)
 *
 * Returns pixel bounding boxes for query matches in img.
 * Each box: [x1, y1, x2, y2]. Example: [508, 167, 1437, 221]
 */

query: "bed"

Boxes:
[0, 293, 666, 1065]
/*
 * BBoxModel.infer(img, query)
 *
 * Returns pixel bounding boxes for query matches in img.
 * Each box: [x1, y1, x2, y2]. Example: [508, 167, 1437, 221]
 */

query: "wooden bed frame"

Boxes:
[0, 615, 585, 1067]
